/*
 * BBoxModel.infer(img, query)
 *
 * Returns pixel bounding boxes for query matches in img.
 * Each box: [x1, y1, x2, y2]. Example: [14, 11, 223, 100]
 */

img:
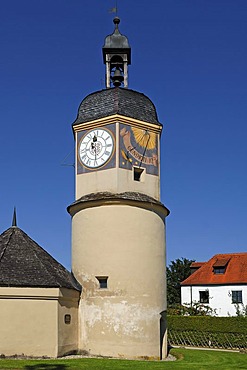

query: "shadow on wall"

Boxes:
[25, 365, 67, 370]
[160, 311, 167, 360]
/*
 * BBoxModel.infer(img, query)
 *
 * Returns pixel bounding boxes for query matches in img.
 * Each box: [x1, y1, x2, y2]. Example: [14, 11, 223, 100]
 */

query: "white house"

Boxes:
[181, 253, 247, 316]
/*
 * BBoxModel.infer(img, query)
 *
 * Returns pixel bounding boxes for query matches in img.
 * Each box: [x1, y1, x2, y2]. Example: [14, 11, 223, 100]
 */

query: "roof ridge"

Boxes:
[0, 228, 14, 264]
[114, 87, 119, 113]
[213, 252, 247, 256]
[211, 252, 247, 261]
[31, 244, 59, 285]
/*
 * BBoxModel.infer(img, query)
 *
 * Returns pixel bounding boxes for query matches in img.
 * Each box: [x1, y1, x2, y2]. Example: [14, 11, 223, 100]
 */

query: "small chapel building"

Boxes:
[0, 17, 169, 359]
[0, 220, 80, 357]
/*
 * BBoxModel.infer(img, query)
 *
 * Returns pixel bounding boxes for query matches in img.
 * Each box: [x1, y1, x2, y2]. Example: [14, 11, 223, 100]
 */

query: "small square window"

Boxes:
[133, 167, 144, 182]
[96, 276, 108, 289]
[199, 290, 209, 303]
[232, 290, 242, 304]
[64, 314, 71, 324]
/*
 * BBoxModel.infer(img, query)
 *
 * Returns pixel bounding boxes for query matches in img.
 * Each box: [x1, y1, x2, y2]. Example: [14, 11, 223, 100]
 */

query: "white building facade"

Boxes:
[181, 253, 247, 317]
[181, 284, 247, 316]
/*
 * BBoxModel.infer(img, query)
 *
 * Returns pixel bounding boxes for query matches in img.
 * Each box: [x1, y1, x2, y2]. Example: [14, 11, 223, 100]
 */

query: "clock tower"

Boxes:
[68, 17, 169, 359]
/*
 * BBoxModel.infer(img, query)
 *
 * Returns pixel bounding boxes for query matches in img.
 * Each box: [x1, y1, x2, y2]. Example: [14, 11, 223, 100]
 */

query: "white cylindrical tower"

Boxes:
[68, 17, 169, 359]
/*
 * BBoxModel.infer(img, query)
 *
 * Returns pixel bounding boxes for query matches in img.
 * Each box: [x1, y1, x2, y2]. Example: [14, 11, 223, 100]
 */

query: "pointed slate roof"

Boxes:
[0, 226, 80, 290]
[181, 253, 247, 286]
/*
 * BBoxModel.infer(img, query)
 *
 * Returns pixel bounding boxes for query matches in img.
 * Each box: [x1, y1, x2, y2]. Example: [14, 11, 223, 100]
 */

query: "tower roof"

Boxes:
[103, 17, 131, 63]
[73, 87, 161, 126]
[0, 226, 80, 290]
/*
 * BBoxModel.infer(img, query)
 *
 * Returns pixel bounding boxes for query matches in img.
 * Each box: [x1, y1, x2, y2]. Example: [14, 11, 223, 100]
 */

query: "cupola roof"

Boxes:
[103, 17, 131, 62]
[73, 87, 161, 126]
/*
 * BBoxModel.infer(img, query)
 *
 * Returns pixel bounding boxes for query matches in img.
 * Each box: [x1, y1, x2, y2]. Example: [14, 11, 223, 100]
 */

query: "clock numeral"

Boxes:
[80, 154, 87, 161]
[105, 150, 111, 156]
[94, 160, 98, 167]
[86, 158, 91, 166]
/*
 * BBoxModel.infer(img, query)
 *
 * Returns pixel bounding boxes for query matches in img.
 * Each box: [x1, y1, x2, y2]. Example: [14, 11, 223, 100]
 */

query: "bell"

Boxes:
[111, 67, 124, 87]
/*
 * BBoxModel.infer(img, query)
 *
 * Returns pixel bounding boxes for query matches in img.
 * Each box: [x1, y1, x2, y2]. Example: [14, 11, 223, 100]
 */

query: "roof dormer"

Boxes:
[213, 257, 230, 274]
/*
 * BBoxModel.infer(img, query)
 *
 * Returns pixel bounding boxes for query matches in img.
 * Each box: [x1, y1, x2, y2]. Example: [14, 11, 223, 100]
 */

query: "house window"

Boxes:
[213, 267, 226, 274]
[96, 276, 108, 289]
[232, 290, 242, 304]
[133, 167, 144, 182]
[199, 290, 209, 303]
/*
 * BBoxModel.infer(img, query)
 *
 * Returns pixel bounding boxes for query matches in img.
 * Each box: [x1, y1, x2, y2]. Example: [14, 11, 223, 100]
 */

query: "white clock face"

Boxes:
[79, 128, 114, 168]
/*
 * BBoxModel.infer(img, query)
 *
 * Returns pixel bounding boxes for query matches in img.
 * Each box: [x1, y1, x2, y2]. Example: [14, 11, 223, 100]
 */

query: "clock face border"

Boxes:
[119, 123, 159, 176]
[79, 128, 114, 169]
[77, 124, 116, 174]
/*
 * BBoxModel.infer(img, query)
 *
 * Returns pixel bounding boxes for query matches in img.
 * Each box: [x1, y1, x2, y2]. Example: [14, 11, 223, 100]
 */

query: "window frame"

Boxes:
[133, 166, 145, 182]
[213, 267, 226, 274]
[199, 290, 209, 304]
[231, 290, 242, 304]
[96, 276, 108, 289]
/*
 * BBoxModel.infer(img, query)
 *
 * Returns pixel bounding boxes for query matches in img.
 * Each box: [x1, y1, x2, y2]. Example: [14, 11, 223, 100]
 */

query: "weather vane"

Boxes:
[109, 0, 118, 16]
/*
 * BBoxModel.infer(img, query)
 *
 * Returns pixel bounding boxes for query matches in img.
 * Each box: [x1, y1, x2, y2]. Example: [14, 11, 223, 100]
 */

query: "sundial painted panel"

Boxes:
[119, 123, 159, 176]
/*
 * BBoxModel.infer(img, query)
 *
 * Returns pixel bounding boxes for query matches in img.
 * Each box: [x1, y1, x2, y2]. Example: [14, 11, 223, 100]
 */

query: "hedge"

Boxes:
[167, 315, 247, 334]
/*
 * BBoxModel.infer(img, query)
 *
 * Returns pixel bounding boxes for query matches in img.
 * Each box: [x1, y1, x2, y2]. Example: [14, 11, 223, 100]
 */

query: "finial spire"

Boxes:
[113, 16, 120, 31]
[12, 207, 17, 227]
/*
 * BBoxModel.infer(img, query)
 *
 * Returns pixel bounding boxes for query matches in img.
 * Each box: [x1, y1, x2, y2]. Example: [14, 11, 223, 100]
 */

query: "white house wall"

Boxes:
[181, 285, 247, 316]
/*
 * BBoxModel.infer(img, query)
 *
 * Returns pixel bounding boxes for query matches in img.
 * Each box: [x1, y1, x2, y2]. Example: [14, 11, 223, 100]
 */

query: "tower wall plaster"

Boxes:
[71, 203, 167, 358]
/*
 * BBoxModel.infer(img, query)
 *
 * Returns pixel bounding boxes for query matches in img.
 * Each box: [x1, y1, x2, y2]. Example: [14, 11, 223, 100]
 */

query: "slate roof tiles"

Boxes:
[73, 87, 161, 126]
[0, 227, 80, 290]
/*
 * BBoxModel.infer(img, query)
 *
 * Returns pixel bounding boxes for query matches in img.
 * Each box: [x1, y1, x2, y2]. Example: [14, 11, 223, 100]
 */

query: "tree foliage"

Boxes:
[167, 257, 194, 307]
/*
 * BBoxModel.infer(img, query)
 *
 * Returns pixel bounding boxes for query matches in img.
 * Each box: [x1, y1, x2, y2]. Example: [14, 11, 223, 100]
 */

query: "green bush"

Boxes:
[167, 315, 247, 334]
[167, 303, 217, 316]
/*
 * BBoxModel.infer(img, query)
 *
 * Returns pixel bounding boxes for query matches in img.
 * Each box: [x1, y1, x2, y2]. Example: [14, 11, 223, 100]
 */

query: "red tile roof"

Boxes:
[181, 253, 247, 286]
[213, 258, 230, 267]
[190, 262, 205, 268]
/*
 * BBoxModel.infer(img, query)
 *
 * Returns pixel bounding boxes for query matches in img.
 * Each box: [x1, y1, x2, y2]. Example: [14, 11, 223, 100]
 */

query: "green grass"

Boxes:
[0, 349, 246, 370]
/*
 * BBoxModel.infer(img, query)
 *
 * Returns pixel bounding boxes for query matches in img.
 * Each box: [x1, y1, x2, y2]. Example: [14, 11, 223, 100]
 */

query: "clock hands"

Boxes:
[91, 134, 98, 162]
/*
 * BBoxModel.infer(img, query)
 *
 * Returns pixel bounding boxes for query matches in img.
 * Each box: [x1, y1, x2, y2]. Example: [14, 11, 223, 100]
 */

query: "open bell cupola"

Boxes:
[103, 17, 131, 88]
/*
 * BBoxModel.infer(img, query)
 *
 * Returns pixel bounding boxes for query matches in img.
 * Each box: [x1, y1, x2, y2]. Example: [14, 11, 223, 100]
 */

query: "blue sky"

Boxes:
[0, 0, 246, 269]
